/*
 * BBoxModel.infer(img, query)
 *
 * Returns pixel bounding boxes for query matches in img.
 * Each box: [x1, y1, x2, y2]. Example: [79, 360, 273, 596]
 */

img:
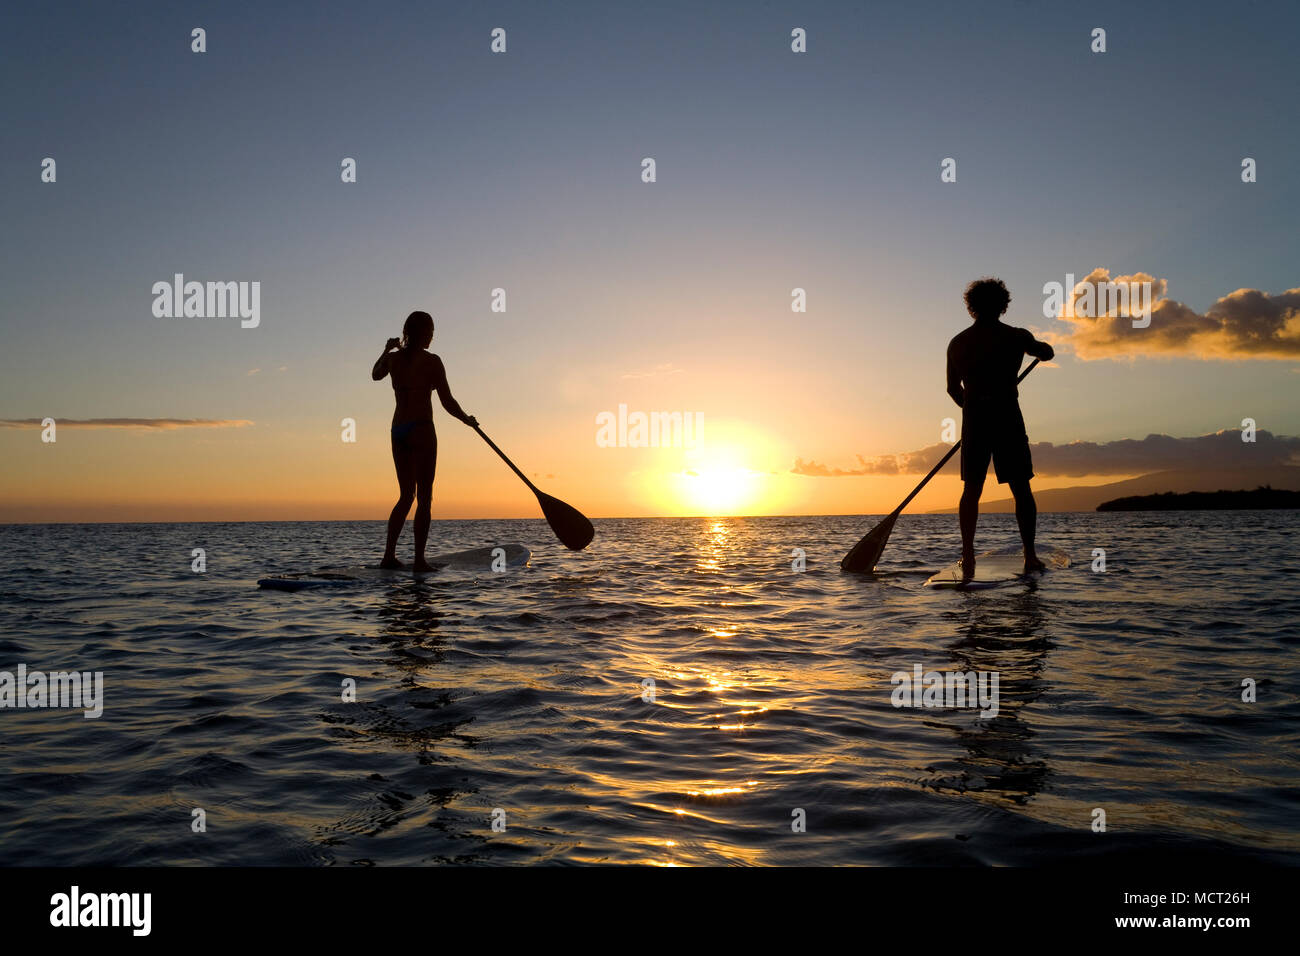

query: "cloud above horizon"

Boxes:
[621, 363, 685, 380]
[1059, 268, 1300, 360]
[793, 429, 1300, 478]
[0, 418, 254, 430]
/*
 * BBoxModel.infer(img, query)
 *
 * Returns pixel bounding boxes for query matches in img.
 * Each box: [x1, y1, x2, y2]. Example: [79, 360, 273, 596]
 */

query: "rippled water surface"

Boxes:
[1, 513, 1297, 865]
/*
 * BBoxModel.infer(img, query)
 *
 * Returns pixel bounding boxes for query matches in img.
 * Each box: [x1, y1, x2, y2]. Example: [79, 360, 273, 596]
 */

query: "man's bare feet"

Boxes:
[960, 550, 976, 581]
[412, 558, 435, 573]
[379, 556, 404, 570]
[1023, 553, 1046, 574]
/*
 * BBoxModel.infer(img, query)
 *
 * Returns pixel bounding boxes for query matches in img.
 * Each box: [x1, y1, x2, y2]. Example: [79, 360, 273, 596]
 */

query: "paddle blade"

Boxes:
[839, 512, 898, 573]
[537, 492, 595, 551]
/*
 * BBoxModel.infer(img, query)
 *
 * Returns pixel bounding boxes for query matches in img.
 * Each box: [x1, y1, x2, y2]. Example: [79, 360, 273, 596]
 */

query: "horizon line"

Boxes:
[0, 507, 1188, 527]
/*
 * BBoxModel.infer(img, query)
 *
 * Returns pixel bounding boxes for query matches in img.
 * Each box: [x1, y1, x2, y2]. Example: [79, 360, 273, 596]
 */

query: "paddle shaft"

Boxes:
[473, 425, 541, 496]
[471, 424, 595, 550]
[888, 358, 1041, 516]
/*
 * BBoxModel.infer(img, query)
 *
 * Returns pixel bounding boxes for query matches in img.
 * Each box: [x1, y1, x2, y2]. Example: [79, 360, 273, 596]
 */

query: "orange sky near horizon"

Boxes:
[0, 419, 1128, 524]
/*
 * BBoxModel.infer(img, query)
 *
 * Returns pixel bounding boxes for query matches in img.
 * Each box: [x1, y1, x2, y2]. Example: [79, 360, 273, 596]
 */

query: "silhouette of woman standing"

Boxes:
[371, 311, 477, 570]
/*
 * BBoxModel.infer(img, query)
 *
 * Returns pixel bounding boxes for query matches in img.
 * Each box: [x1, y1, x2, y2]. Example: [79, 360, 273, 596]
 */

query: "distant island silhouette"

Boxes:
[1097, 486, 1300, 511]
[928, 466, 1300, 514]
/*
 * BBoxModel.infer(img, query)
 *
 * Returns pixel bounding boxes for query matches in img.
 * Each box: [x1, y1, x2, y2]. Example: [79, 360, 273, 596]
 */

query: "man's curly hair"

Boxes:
[964, 277, 1011, 321]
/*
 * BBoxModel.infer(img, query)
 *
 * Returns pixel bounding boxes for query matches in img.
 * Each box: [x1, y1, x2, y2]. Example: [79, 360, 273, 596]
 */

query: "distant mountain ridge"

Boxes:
[1097, 486, 1300, 511]
[926, 466, 1300, 514]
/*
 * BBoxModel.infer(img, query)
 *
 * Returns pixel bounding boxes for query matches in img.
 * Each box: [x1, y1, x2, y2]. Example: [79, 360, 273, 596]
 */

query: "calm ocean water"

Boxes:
[1, 513, 1297, 866]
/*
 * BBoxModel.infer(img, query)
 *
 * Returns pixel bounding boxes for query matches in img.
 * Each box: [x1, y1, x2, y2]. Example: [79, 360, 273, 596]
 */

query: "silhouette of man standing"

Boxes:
[947, 278, 1054, 579]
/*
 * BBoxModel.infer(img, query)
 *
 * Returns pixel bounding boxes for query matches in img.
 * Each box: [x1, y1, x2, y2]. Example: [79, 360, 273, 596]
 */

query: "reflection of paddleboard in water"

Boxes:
[924, 548, 1069, 590]
[257, 544, 530, 591]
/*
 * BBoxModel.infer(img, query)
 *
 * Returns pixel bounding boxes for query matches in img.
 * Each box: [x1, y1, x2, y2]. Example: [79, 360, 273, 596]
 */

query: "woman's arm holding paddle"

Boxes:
[432, 355, 478, 426]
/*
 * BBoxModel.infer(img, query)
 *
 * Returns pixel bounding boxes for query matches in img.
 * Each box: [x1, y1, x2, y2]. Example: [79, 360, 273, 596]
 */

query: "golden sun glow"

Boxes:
[680, 463, 760, 515]
[627, 420, 803, 517]
[672, 436, 770, 516]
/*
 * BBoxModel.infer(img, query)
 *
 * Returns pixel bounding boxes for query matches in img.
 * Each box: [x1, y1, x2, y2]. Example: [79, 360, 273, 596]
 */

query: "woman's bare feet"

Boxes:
[379, 556, 404, 570]
[1023, 553, 1046, 574]
[412, 558, 435, 573]
[960, 549, 976, 581]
